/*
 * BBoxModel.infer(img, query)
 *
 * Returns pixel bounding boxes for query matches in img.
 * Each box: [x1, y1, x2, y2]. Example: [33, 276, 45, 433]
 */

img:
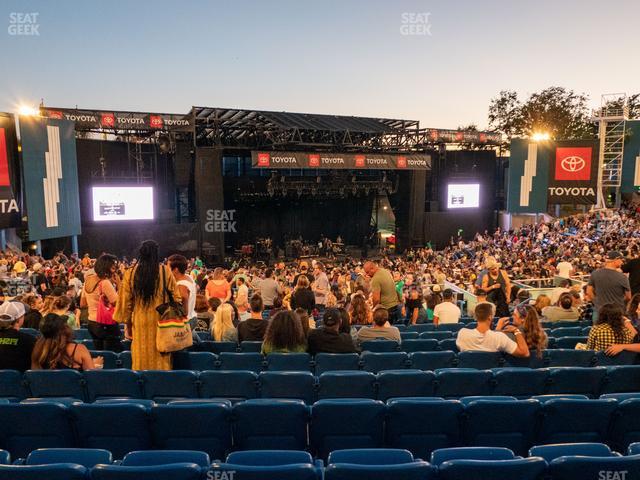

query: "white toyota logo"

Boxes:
[561, 156, 586, 172]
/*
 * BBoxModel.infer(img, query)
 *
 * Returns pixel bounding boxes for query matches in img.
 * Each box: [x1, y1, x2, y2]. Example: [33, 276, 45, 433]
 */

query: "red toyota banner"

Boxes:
[251, 151, 431, 170]
[0, 113, 22, 227]
[547, 141, 598, 204]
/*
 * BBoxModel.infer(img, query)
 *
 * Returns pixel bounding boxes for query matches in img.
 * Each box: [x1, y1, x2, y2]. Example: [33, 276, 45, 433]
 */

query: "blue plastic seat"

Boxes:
[197, 341, 237, 354]
[628, 442, 640, 455]
[328, 448, 414, 465]
[199, 370, 258, 401]
[361, 352, 408, 373]
[409, 351, 456, 370]
[402, 339, 439, 353]
[324, 461, 433, 480]
[0, 450, 8, 464]
[172, 352, 217, 370]
[377, 370, 436, 401]
[196, 331, 212, 342]
[90, 463, 202, 480]
[435, 369, 493, 398]
[528, 442, 616, 462]
[537, 398, 618, 444]
[492, 368, 549, 398]
[226, 450, 314, 466]
[546, 367, 607, 397]
[407, 324, 436, 333]
[208, 464, 319, 480]
[141, 370, 199, 403]
[26, 448, 112, 467]
[234, 399, 309, 450]
[89, 351, 119, 369]
[93, 398, 155, 408]
[266, 353, 312, 372]
[554, 336, 588, 349]
[437, 324, 463, 332]
[74, 329, 92, 340]
[0, 464, 87, 480]
[595, 351, 638, 366]
[420, 331, 451, 341]
[84, 370, 143, 401]
[385, 398, 464, 458]
[317, 371, 376, 399]
[20, 397, 82, 407]
[360, 340, 400, 353]
[0, 370, 27, 402]
[601, 365, 640, 394]
[438, 457, 547, 480]
[310, 399, 385, 459]
[600, 392, 640, 401]
[438, 339, 459, 352]
[462, 399, 541, 456]
[456, 351, 504, 369]
[150, 403, 231, 459]
[71, 404, 151, 459]
[549, 326, 584, 338]
[239, 341, 263, 353]
[121, 450, 210, 467]
[532, 394, 589, 403]
[119, 351, 132, 369]
[609, 398, 640, 453]
[502, 352, 548, 368]
[458, 396, 516, 406]
[314, 353, 360, 374]
[218, 352, 264, 372]
[20, 328, 41, 337]
[25, 369, 86, 402]
[547, 349, 595, 367]
[548, 455, 640, 480]
[0, 403, 74, 458]
[430, 447, 515, 466]
[81, 339, 95, 350]
[400, 332, 419, 341]
[259, 371, 316, 404]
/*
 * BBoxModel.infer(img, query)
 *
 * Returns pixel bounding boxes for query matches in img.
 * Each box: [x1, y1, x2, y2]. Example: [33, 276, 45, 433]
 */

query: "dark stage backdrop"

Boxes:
[226, 196, 374, 248]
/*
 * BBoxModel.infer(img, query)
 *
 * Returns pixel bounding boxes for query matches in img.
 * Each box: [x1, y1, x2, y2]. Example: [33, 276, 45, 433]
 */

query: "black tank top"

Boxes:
[55, 343, 83, 371]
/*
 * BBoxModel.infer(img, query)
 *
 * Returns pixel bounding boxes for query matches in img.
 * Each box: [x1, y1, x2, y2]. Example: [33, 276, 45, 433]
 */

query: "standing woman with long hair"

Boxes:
[114, 240, 182, 370]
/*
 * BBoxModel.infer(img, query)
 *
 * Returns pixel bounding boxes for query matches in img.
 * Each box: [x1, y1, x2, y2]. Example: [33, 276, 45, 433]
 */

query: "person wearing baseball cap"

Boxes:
[0, 301, 36, 372]
[587, 250, 631, 318]
[307, 307, 356, 355]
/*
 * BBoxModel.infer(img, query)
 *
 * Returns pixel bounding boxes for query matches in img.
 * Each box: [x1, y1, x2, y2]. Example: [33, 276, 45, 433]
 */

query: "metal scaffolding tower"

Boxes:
[592, 93, 629, 208]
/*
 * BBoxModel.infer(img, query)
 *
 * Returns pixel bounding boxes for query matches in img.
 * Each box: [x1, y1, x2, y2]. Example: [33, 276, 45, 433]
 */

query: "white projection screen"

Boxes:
[447, 183, 480, 209]
[91, 186, 154, 221]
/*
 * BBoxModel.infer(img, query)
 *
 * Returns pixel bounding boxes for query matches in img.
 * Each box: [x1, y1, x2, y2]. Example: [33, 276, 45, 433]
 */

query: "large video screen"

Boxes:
[91, 186, 154, 222]
[447, 183, 480, 209]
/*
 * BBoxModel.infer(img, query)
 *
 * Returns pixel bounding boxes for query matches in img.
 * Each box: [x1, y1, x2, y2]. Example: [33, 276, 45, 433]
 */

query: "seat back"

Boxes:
[546, 367, 607, 397]
[548, 455, 640, 480]
[456, 351, 504, 369]
[121, 450, 210, 467]
[547, 349, 595, 367]
[0, 370, 27, 402]
[430, 447, 515, 466]
[361, 352, 408, 373]
[537, 399, 617, 444]
[0, 464, 87, 480]
[314, 353, 360, 374]
[172, 352, 217, 371]
[24, 370, 86, 402]
[89, 463, 202, 480]
[377, 370, 436, 401]
[437, 457, 547, 480]
[409, 352, 456, 370]
[435, 369, 493, 398]
[218, 353, 264, 372]
[529, 442, 615, 462]
[317, 371, 376, 399]
[259, 372, 316, 404]
[402, 339, 439, 353]
[197, 341, 237, 355]
[199, 370, 258, 401]
[239, 341, 263, 353]
[84, 370, 143, 401]
[226, 450, 313, 466]
[265, 353, 311, 372]
[328, 448, 414, 465]
[609, 398, 640, 453]
[492, 368, 549, 398]
[26, 448, 112, 467]
[360, 340, 399, 353]
[141, 371, 199, 403]
[601, 365, 640, 394]
[324, 461, 433, 480]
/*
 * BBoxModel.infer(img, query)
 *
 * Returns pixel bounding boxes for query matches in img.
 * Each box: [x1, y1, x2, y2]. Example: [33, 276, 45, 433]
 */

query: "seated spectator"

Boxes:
[21, 294, 43, 330]
[51, 295, 79, 330]
[356, 307, 401, 346]
[497, 304, 547, 357]
[237, 294, 268, 342]
[456, 303, 530, 357]
[587, 303, 637, 351]
[307, 307, 357, 354]
[294, 307, 314, 337]
[31, 313, 101, 370]
[405, 289, 428, 325]
[211, 303, 238, 342]
[261, 310, 307, 354]
[268, 295, 285, 319]
[349, 293, 372, 326]
[541, 292, 581, 322]
[473, 288, 496, 319]
[433, 288, 461, 326]
[626, 293, 640, 331]
[194, 294, 214, 331]
[533, 294, 551, 315]
[0, 301, 37, 372]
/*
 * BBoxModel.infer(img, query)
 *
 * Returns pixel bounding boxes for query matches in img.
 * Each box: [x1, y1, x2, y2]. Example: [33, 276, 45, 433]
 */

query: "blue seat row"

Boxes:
[5, 366, 640, 404]
[89, 348, 637, 373]
[2, 398, 640, 463]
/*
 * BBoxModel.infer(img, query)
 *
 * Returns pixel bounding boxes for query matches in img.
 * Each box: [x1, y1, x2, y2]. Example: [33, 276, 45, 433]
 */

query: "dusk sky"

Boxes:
[1, 0, 638, 129]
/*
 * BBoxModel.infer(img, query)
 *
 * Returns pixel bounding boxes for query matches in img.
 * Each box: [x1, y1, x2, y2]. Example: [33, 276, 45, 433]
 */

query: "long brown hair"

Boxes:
[518, 305, 547, 358]
[349, 294, 372, 325]
[598, 303, 627, 342]
[263, 310, 306, 351]
[31, 313, 75, 369]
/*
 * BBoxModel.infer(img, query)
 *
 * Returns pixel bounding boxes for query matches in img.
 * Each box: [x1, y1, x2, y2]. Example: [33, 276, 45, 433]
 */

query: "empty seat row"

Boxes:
[2, 397, 640, 462]
[5, 365, 640, 404]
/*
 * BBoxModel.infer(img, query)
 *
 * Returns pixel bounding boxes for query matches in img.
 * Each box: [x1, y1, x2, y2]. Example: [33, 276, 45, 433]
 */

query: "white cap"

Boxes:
[0, 301, 26, 324]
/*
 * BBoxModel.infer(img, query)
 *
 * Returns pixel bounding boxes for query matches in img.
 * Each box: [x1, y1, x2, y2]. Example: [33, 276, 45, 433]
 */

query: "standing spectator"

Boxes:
[237, 294, 268, 342]
[622, 249, 640, 296]
[212, 303, 238, 342]
[114, 240, 182, 370]
[405, 289, 428, 325]
[356, 307, 401, 346]
[22, 294, 44, 330]
[290, 275, 316, 314]
[312, 262, 330, 312]
[31, 263, 49, 296]
[587, 303, 636, 351]
[433, 289, 461, 326]
[31, 313, 101, 370]
[205, 268, 231, 303]
[235, 277, 249, 309]
[0, 301, 36, 372]
[556, 258, 574, 281]
[80, 254, 121, 352]
[587, 251, 631, 318]
[364, 261, 401, 324]
[481, 257, 512, 317]
[307, 307, 357, 354]
[261, 310, 307, 354]
[168, 254, 197, 331]
[257, 269, 282, 309]
[456, 303, 530, 357]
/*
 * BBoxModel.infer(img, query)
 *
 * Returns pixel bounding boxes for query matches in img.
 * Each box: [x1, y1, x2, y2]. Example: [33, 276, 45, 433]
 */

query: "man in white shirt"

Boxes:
[556, 260, 574, 279]
[456, 303, 530, 357]
[433, 289, 461, 326]
[235, 277, 249, 308]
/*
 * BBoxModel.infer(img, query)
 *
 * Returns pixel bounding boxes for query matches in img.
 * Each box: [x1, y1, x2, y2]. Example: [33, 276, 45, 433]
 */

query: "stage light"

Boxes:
[17, 104, 38, 116]
[531, 132, 550, 141]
